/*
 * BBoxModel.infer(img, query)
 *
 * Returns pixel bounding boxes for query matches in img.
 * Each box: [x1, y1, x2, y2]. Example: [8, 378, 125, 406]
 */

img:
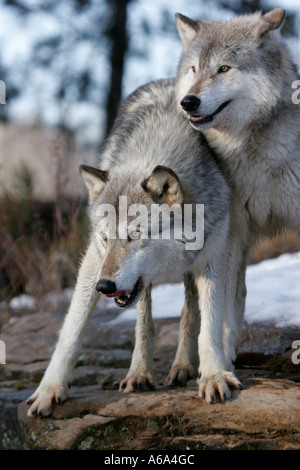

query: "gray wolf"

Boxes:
[26, 79, 240, 417]
[175, 8, 300, 390]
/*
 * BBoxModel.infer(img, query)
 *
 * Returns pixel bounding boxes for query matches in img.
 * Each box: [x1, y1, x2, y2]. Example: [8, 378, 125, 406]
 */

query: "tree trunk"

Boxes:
[104, 0, 131, 138]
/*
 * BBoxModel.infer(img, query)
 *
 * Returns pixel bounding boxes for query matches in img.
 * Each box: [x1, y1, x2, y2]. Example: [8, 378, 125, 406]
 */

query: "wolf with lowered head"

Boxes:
[26, 79, 241, 417]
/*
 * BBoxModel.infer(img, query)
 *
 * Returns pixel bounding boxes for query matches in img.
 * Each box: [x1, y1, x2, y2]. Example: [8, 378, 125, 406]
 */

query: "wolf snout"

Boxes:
[96, 278, 117, 295]
[180, 95, 200, 112]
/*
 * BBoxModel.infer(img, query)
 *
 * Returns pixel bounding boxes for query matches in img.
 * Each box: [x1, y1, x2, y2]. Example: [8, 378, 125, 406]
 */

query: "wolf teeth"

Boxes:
[116, 294, 130, 306]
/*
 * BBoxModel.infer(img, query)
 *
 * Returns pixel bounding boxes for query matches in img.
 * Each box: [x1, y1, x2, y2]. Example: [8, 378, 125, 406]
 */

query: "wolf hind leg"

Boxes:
[223, 236, 248, 370]
[120, 286, 156, 392]
[167, 272, 200, 387]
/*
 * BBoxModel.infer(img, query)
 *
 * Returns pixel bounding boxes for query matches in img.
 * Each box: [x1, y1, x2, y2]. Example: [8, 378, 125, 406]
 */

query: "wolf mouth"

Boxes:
[189, 100, 231, 125]
[106, 277, 143, 308]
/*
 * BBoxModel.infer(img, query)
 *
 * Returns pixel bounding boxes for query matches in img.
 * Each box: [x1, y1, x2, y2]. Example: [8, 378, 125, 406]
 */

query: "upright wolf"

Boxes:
[175, 8, 300, 384]
[26, 79, 240, 418]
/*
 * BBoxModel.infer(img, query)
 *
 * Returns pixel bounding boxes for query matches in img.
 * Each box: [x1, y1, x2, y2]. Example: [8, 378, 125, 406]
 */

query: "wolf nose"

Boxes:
[96, 279, 117, 294]
[180, 95, 200, 112]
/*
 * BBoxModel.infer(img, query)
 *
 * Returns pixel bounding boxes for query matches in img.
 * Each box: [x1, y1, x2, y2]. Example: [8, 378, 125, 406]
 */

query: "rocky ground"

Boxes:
[1, 303, 300, 450]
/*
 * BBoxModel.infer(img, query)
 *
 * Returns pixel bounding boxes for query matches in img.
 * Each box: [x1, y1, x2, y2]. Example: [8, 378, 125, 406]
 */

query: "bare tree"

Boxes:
[104, 0, 132, 137]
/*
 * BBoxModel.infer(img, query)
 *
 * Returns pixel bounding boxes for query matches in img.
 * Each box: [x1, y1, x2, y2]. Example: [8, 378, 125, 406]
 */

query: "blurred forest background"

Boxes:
[0, 0, 299, 307]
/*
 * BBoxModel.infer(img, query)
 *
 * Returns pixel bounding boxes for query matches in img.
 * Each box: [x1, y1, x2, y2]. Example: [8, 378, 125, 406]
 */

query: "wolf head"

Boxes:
[80, 164, 200, 309]
[175, 9, 291, 132]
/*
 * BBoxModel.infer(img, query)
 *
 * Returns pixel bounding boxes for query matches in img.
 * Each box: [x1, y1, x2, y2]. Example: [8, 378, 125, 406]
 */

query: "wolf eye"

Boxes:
[128, 229, 140, 241]
[191, 66, 196, 73]
[218, 65, 231, 73]
[100, 232, 107, 242]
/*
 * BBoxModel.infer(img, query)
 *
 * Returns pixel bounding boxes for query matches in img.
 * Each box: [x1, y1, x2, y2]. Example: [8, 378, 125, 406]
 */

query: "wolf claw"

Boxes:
[198, 371, 242, 404]
[167, 364, 198, 387]
[119, 375, 155, 393]
[26, 382, 69, 418]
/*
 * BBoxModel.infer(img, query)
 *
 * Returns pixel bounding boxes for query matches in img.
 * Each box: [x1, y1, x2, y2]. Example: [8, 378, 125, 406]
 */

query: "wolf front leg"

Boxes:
[26, 242, 101, 417]
[167, 272, 200, 386]
[196, 260, 242, 404]
[120, 286, 156, 392]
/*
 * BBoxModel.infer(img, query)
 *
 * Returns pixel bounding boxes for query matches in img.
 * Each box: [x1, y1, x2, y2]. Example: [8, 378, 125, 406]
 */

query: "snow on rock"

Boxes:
[245, 252, 300, 327]
[109, 252, 300, 327]
[8, 294, 36, 311]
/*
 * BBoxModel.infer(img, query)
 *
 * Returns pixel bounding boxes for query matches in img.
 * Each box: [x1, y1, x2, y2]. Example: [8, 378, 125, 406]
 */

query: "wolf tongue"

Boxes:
[105, 289, 131, 298]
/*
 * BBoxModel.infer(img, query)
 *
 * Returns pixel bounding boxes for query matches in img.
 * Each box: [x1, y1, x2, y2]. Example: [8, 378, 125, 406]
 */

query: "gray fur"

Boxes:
[26, 79, 239, 417]
[94, 79, 230, 246]
[176, 8, 300, 390]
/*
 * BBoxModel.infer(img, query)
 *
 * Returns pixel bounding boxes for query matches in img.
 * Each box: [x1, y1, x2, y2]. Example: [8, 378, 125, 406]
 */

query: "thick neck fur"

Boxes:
[203, 77, 300, 236]
[204, 36, 298, 160]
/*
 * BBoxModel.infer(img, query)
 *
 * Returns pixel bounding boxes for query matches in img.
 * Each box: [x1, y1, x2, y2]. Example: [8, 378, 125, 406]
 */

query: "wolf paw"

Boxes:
[199, 370, 242, 404]
[119, 374, 155, 393]
[26, 381, 70, 418]
[167, 364, 198, 387]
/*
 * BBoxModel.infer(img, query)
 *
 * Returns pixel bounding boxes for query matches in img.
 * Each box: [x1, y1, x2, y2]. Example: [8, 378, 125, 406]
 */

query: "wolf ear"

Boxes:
[260, 8, 286, 34]
[175, 13, 199, 50]
[142, 165, 183, 206]
[80, 165, 108, 204]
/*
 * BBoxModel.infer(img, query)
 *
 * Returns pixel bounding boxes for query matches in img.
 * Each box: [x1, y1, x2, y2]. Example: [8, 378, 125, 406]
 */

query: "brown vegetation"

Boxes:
[0, 126, 91, 306]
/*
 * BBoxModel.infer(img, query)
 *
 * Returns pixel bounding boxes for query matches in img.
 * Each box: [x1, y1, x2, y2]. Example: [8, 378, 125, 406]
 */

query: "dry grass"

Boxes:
[0, 122, 98, 307]
[0, 194, 89, 307]
[0, 137, 90, 307]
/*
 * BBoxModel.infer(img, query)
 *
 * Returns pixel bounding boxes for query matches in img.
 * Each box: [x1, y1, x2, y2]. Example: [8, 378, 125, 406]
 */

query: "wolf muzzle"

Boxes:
[180, 95, 200, 112]
[96, 279, 117, 295]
